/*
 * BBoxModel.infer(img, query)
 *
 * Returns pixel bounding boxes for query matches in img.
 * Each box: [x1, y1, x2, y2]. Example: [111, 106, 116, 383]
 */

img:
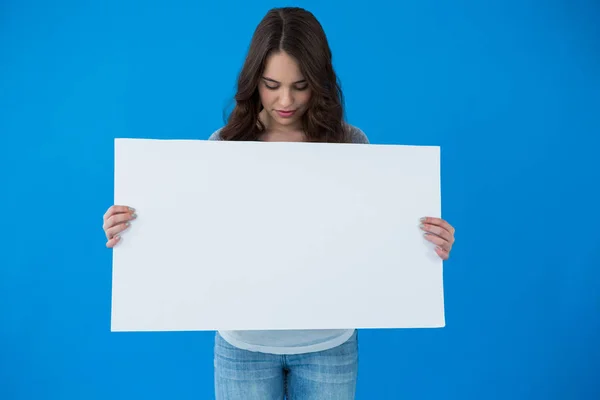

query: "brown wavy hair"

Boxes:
[218, 7, 349, 143]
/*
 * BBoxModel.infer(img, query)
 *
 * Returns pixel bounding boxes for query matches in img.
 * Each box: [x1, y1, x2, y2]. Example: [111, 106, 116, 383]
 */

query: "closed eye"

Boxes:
[262, 77, 308, 91]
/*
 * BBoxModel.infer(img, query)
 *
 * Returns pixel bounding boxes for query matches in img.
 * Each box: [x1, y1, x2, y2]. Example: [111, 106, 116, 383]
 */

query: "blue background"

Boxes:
[1, 0, 599, 398]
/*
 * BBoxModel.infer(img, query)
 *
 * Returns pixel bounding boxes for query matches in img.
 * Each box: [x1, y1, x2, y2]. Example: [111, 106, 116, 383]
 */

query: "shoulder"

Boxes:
[208, 127, 223, 141]
[344, 123, 370, 144]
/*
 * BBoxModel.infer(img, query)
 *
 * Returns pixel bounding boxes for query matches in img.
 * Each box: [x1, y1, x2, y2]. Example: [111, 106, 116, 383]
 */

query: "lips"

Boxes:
[276, 110, 296, 118]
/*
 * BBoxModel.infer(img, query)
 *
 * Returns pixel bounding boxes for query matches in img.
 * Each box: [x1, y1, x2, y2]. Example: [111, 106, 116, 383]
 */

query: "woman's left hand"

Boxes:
[420, 217, 456, 260]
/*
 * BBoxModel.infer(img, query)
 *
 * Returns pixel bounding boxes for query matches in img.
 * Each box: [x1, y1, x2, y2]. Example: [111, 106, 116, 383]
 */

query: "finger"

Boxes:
[106, 235, 121, 248]
[420, 222, 453, 243]
[103, 211, 137, 232]
[106, 221, 131, 240]
[424, 232, 452, 251]
[421, 217, 455, 235]
[104, 205, 135, 221]
[435, 245, 450, 260]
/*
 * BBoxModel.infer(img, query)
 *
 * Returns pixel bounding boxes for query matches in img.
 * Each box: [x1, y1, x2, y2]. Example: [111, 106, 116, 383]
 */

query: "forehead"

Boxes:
[262, 51, 304, 82]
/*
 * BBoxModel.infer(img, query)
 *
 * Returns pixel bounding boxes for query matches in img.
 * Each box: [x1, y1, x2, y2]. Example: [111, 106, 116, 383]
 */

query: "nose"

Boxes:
[279, 89, 293, 108]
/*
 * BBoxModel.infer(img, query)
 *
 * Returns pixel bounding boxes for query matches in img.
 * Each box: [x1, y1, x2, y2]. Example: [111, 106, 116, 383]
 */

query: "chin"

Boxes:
[279, 117, 300, 125]
[272, 114, 299, 125]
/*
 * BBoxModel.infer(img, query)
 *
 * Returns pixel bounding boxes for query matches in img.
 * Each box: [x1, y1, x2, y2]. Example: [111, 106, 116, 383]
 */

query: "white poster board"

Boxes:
[111, 138, 445, 332]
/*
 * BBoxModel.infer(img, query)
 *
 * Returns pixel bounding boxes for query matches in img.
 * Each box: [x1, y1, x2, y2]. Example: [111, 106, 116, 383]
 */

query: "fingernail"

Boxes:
[420, 217, 426, 222]
[131, 213, 137, 219]
[115, 235, 121, 241]
[419, 224, 425, 229]
[128, 207, 135, 212]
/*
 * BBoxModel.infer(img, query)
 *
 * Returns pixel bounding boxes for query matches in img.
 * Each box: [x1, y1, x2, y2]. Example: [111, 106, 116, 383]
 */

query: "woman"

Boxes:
[102, 7, 456, 399]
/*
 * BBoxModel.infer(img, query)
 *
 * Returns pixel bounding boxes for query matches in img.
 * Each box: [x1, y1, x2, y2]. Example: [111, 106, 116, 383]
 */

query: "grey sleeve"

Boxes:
[346, 124, 370, 144]
[208, 128, 222, 141]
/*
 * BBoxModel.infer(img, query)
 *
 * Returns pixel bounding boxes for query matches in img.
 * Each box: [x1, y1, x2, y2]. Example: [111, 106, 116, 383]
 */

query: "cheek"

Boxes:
[258, 87, 273, 106]
[297, 90, 312, 108]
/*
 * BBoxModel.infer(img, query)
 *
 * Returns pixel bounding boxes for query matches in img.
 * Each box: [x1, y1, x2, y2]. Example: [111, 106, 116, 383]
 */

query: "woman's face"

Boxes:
[258, 51, 312, 135]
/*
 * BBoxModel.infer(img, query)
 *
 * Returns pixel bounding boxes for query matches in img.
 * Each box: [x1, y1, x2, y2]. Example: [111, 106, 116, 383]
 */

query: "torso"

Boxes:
[259, 129, 306, 142]
[208, 122, 369, 355]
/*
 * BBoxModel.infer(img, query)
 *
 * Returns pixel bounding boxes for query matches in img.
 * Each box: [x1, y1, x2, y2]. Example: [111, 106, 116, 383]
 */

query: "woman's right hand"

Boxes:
[103, 205, 137, 248]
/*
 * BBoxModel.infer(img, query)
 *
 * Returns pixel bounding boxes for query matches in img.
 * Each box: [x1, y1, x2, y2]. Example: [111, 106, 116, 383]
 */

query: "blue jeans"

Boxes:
[214, 330, 358, 399]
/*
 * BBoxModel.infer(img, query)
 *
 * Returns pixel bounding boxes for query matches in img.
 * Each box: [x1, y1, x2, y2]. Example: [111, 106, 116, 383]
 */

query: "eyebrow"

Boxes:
[262, 77, 307, 84]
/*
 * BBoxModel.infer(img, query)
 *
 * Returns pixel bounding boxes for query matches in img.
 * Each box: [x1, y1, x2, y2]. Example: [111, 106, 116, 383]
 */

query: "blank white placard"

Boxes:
[111, 138, 445, 332]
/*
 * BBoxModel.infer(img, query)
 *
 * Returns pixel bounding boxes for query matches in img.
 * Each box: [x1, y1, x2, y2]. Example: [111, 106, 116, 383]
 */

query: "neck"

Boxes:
[258, 110, 306, 142]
